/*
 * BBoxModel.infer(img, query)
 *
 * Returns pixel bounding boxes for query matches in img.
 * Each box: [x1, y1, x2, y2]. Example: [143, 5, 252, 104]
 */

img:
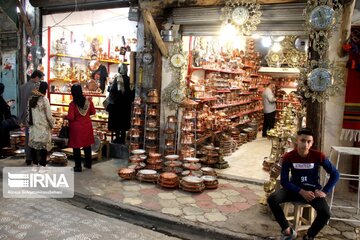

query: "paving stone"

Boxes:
[138, 183, 155, 189]
[322, 225, 341, 235]
[173, 191, 192, 197]
[122, 191, 140, 197]
[161, 208, 182, 216]
[140, 188, 162, 196]
[193, 193, 212, 201]
[227, 195, 247, 203]
[140, 201, 162, 211]
[218, 179, 229, 184]
[196, 200, 217, 212]
[184, 215, 197, 221]
[176, 197, 196, 204]
[212, 198, 233, 206]
[123, 198, 142, 205]
[217, 205, 238, 214]
[182, 206, 204, 216]
[204, 212, 228, 222]
[123, 185, 141, 191]
[158, 192, 177, 200]
[330, 221, 357, 232]
[217, 183, 235, 190]
[196, 215, 208, 223]
[221, 189, 240, 196]
[159, 199, 179, 208]
[207, 192, 226, 199]
[233, 202, 252, 211]
[342, 231, 358, 240]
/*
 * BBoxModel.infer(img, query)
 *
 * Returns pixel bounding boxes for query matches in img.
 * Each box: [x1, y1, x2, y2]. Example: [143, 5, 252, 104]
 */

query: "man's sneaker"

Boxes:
[281, 228, 297, 240]
[303, 235, 314, 240]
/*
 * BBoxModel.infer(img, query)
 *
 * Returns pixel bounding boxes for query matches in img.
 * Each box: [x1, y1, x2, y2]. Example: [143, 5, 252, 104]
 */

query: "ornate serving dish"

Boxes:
[118, 168, 136, 180]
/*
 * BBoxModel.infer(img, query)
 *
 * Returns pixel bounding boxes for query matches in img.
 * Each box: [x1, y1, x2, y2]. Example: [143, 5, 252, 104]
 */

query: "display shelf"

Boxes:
[202, 67, 245, 75]
[276, 100, 300, 104]
[50, 92, 106, 97]
[196, 134, 213, 144]
[90, 118, 108, 123]
[278, 85, 297, 89]
[50, 103, 105, 110]
[211, 100, 253, 109]
[193, 97, 218, 102]
[50, 53, 127, 64]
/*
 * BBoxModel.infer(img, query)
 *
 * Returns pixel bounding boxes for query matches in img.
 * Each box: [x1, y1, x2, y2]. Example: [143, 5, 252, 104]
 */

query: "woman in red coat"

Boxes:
[67, 84, 95, 172]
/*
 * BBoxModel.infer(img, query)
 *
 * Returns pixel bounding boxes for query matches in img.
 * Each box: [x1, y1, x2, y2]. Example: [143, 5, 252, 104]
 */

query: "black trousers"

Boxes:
[73, 146, 92, 168]
[30, 148, 47, 166]
[262, 111, 276, 137]
[267, 188, 331, 238]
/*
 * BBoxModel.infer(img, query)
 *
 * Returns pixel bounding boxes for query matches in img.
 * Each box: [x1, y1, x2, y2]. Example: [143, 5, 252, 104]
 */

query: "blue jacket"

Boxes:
[281, 149, 339, 194]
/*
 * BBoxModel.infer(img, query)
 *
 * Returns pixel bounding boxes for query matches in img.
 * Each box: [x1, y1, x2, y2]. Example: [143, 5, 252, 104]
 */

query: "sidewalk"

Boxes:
[1, 157, 360, 239]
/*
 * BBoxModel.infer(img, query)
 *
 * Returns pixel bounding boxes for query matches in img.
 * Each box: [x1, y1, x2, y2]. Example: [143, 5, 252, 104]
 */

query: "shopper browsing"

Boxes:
[66, 84, 95, 172]
[0, 83, 12, 158]
[262, 82, 276, 137]
[19, 70, 44, 165]
[267, 128, 339, 240]
[28, 82, 54, 166]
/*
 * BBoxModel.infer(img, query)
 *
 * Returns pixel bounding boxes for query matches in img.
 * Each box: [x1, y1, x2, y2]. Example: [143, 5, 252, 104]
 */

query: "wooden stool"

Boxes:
[283, 202, 316, 232]
[97, 140, 110, 161]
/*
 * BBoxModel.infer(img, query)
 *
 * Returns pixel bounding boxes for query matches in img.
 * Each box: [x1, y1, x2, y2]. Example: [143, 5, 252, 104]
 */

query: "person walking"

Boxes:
[28, 82, 54, 167]
[67, 84, 95, 172]
[267, 128, 339, 240]
[0, 83, 12, 158]
[106, 63, 134, 144]
[19, 70, 44, 165]
[262, 82, 277, 137]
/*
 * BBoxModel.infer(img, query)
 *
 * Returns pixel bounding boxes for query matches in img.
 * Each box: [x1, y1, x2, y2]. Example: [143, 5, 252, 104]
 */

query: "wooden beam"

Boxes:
[338, 0, 356, 58]
[139, 0, 302, 9]
[16, 0, 34, 39]
[141, 9, 169, 57]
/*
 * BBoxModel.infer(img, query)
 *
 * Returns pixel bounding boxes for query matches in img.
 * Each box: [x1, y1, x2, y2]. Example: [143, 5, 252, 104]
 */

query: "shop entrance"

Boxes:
[185, 35, 304, 182]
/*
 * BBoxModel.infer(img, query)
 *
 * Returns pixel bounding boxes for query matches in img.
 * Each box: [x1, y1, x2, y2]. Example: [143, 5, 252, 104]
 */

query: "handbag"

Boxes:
[0, 115, 20, 131]
[58, 120, 69, 138]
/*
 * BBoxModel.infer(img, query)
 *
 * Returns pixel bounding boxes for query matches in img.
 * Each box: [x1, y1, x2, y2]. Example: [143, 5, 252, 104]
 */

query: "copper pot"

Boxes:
[146, 131, 157, 140]
[165, 139, 175, 146]
[147, 108, 158, 116]
[147, 89, 158, 97]
[164, 128, 175, 134]
[132, 117, 142, 126]
[182, 121, 194, 131]
[133, 107, 143, 115]
[147, 119, 158, 128]
[130, 128, 141, 138]
[181, 133, 195, 145]
[146, 145, 158, 154]
[133, 97, 142, 105]
[183, 110, 196, 119]
[167, 115, 177, 123]
[147, 96, 159, 104]
[130, 142, 141, 151]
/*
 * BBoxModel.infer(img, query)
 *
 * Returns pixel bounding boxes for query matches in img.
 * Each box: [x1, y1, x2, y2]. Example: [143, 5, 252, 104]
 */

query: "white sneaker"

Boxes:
[38, 166, 48, 174]
[31, 166, 39, 172]
[281, 228, 297, 240]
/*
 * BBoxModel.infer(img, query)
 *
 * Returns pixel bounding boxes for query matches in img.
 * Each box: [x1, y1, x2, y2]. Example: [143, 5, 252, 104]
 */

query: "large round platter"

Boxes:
[52, 152, 67, 158]
[131, 149, 146, 155]
[183, 157, 199, 163]
[182, 176, 203, 184]
[138, 169, 157, 175]
[165, 154, 180, 160]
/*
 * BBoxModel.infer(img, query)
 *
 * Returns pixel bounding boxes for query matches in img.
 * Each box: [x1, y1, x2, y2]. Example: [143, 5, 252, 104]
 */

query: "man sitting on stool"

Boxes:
[267, 128, 339, 240]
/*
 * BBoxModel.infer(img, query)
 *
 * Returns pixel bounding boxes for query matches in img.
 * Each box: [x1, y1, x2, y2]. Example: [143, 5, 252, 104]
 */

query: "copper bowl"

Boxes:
[130, 143, 141, 151]
[130, 128, 141, 138]
[181, 121, 194, 131]
[164, 128, 175, 134]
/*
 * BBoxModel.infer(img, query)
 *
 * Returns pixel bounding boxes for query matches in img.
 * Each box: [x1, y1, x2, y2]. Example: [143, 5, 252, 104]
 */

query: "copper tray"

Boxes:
[118, 168, 136, 180]
[201, 175, 219, 189]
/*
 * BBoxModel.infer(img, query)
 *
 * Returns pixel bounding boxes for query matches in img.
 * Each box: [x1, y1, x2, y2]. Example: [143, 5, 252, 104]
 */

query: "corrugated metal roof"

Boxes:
[172, 3, 307, 36]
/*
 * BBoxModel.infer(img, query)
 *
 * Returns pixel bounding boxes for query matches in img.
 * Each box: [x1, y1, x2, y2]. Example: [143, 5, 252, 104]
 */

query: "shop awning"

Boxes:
[29, 0, 130, 14]
[172, 3, 307, 36]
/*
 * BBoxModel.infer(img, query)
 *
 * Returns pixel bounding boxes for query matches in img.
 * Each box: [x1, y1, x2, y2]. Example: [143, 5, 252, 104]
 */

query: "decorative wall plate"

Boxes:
[307, 68, 332, 92]
[308, 5, 335, 31]
[221, 0, 261, 36]
[170, 53, 186, 68]
[265, 50, 285, 67]
[170, 88, 185, 103]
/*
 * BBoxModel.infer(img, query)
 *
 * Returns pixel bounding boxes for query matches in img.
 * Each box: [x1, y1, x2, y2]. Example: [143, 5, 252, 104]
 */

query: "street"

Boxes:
[0, 182, 181, 240]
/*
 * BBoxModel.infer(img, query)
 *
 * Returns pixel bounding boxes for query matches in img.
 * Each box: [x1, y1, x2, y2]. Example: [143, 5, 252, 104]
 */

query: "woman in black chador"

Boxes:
[107, 64, 135, 144]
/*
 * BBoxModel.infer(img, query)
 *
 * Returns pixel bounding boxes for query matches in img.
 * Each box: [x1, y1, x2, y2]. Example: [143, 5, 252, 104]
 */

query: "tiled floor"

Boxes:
[218, 133, 272, 182]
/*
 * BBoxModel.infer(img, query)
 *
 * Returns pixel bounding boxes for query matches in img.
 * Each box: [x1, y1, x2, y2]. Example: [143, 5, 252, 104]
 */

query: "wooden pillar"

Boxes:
[306, 100, 325, 150]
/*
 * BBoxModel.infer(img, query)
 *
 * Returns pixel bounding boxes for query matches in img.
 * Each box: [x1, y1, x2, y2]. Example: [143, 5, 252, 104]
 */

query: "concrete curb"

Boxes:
[58, 192, 262, 240]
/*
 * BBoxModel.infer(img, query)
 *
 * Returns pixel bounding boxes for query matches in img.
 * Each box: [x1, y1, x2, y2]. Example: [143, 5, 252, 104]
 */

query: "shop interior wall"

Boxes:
[41, 8, 137, 83]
